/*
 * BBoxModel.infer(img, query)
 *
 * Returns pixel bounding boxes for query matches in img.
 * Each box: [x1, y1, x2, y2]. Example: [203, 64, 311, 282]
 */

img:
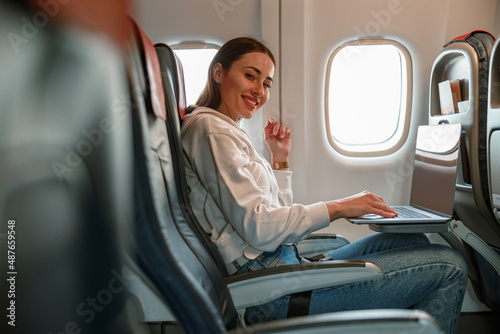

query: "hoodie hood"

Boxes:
[181, 107, 240, 136]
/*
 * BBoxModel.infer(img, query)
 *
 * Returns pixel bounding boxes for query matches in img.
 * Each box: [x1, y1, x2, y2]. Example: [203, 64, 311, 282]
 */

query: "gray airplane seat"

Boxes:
[122, 17, 445, 333]
[0, 2, 137, 333]
[124, 17, 236, 328]
[428, 30, 500, 312]
[480, 37, 500, 313]
[489, 40, 500, 226]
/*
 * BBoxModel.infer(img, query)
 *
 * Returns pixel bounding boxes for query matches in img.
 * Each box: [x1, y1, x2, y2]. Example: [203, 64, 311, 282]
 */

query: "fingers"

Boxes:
[372, 204, 398, 218]
[277, 125, 290, 139]
[265, 119, 290, 139]
[362, 191, 397, 218]
[339, 191, 397, 218]
[264, 118, 275, 129]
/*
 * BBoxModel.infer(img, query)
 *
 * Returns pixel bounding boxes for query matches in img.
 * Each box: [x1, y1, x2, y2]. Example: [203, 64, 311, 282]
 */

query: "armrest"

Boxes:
[226, 309, 443, 334]
[297, 234, 350, 256]
[123, 264, 176, 323]
[448, 220, 500, 275]
[225, 260, 382, 310]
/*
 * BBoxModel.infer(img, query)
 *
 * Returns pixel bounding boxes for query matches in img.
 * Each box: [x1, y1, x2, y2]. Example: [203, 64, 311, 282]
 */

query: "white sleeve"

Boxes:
[189, 130, 330, 252]
[273, 170, 293, 206]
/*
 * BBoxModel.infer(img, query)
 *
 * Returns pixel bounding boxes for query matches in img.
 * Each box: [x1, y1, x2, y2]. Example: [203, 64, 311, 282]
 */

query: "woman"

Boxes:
[181, 37, 467, 334]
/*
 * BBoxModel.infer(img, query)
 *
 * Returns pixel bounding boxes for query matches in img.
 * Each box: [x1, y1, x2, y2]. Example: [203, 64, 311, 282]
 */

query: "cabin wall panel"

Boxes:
[444, 0, 499, 42]
[134, 0, 262, 45]
[276, 0, 499, 214]
[278, 0, 448, 210]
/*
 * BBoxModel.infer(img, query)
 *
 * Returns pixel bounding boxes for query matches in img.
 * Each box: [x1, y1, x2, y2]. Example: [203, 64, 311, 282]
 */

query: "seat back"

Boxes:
[429, 30, 500, 313]
[125, 19, 240, 333]
[474, 36, 500, 313]
[488, 38, 500, 227]
[0, 3, 135, 333]
[154, 43, 229, 276]
[429, 31, 500, 246]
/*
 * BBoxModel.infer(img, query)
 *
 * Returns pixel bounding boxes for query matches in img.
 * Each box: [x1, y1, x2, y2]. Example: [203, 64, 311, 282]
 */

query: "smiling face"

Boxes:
[213, 52, 275, 121]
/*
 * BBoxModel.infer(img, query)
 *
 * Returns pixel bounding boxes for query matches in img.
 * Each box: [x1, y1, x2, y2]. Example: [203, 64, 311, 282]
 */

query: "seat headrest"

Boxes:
[173, 53, 187, 120]
[154, 43, 187, 121]
[129, 18, 166, 120]
[444, 30, 495, 48]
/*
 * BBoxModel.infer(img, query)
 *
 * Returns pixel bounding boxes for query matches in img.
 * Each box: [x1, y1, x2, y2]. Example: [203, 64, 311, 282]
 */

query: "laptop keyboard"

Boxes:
[394, 207, 432, 219]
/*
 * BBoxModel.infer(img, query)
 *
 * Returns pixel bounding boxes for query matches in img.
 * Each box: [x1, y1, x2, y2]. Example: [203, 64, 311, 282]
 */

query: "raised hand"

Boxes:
[264, 118, 291, 164]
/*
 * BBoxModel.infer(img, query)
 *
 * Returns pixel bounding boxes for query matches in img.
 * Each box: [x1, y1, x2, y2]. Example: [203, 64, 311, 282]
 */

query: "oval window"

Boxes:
[325, 39, 412, 156]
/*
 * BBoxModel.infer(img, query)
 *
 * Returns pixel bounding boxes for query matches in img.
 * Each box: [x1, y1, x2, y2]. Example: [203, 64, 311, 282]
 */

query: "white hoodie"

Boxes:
[181, 107, 330, 264]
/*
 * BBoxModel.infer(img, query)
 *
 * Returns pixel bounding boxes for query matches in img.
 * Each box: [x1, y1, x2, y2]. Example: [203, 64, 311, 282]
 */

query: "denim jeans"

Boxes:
[235, 233, 467, 334]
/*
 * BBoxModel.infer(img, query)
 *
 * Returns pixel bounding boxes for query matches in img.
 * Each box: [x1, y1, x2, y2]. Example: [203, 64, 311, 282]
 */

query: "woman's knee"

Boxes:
[372, 232, 430, 247]
[428, 244, 468, 277]
[410, 233, 431, 245]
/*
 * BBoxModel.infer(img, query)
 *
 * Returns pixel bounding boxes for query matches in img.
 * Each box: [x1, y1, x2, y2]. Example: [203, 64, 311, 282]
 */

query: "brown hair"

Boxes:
[187, 37, 275, 113]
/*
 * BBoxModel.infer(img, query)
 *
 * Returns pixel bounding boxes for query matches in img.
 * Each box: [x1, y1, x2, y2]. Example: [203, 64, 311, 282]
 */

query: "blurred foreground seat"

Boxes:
[0, 1, 142, 333]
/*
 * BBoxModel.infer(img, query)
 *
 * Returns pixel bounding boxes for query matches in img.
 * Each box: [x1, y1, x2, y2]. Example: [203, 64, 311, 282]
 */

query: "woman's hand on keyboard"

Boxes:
[324, 190, 398, 221]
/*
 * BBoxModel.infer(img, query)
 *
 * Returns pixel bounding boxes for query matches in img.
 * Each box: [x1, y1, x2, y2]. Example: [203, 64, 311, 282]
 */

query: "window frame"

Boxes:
[324, 38, 413, 157]
[170, 42, 220, 51]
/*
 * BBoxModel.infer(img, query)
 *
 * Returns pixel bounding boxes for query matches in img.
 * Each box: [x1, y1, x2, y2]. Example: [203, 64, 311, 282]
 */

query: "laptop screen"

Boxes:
[410, 124, 462, 216]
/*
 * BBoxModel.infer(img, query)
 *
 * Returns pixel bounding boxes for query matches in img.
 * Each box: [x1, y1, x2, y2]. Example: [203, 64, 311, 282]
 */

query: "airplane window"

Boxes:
[172, 44, 219, 106]
[325, 40, 412, 156]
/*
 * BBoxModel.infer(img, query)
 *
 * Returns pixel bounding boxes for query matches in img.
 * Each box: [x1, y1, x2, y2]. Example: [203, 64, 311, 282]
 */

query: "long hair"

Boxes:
[187, 37, 275, 113]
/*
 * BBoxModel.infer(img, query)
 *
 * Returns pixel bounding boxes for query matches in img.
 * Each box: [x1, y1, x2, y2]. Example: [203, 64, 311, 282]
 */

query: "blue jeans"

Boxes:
[235, 233, 467, 334]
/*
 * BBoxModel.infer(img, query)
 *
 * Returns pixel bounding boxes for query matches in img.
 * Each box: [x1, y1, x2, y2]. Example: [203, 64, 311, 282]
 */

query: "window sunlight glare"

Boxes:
[329, 45, 403, 145]
[173, 48, 218, 106]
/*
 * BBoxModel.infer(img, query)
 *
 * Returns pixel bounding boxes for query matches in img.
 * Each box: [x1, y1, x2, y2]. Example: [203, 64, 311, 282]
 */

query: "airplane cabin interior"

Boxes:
[1, 0, 500, 333]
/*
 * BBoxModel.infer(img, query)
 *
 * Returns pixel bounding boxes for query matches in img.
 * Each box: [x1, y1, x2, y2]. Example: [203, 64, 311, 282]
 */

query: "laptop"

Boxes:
[349, 123, 462, 224]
